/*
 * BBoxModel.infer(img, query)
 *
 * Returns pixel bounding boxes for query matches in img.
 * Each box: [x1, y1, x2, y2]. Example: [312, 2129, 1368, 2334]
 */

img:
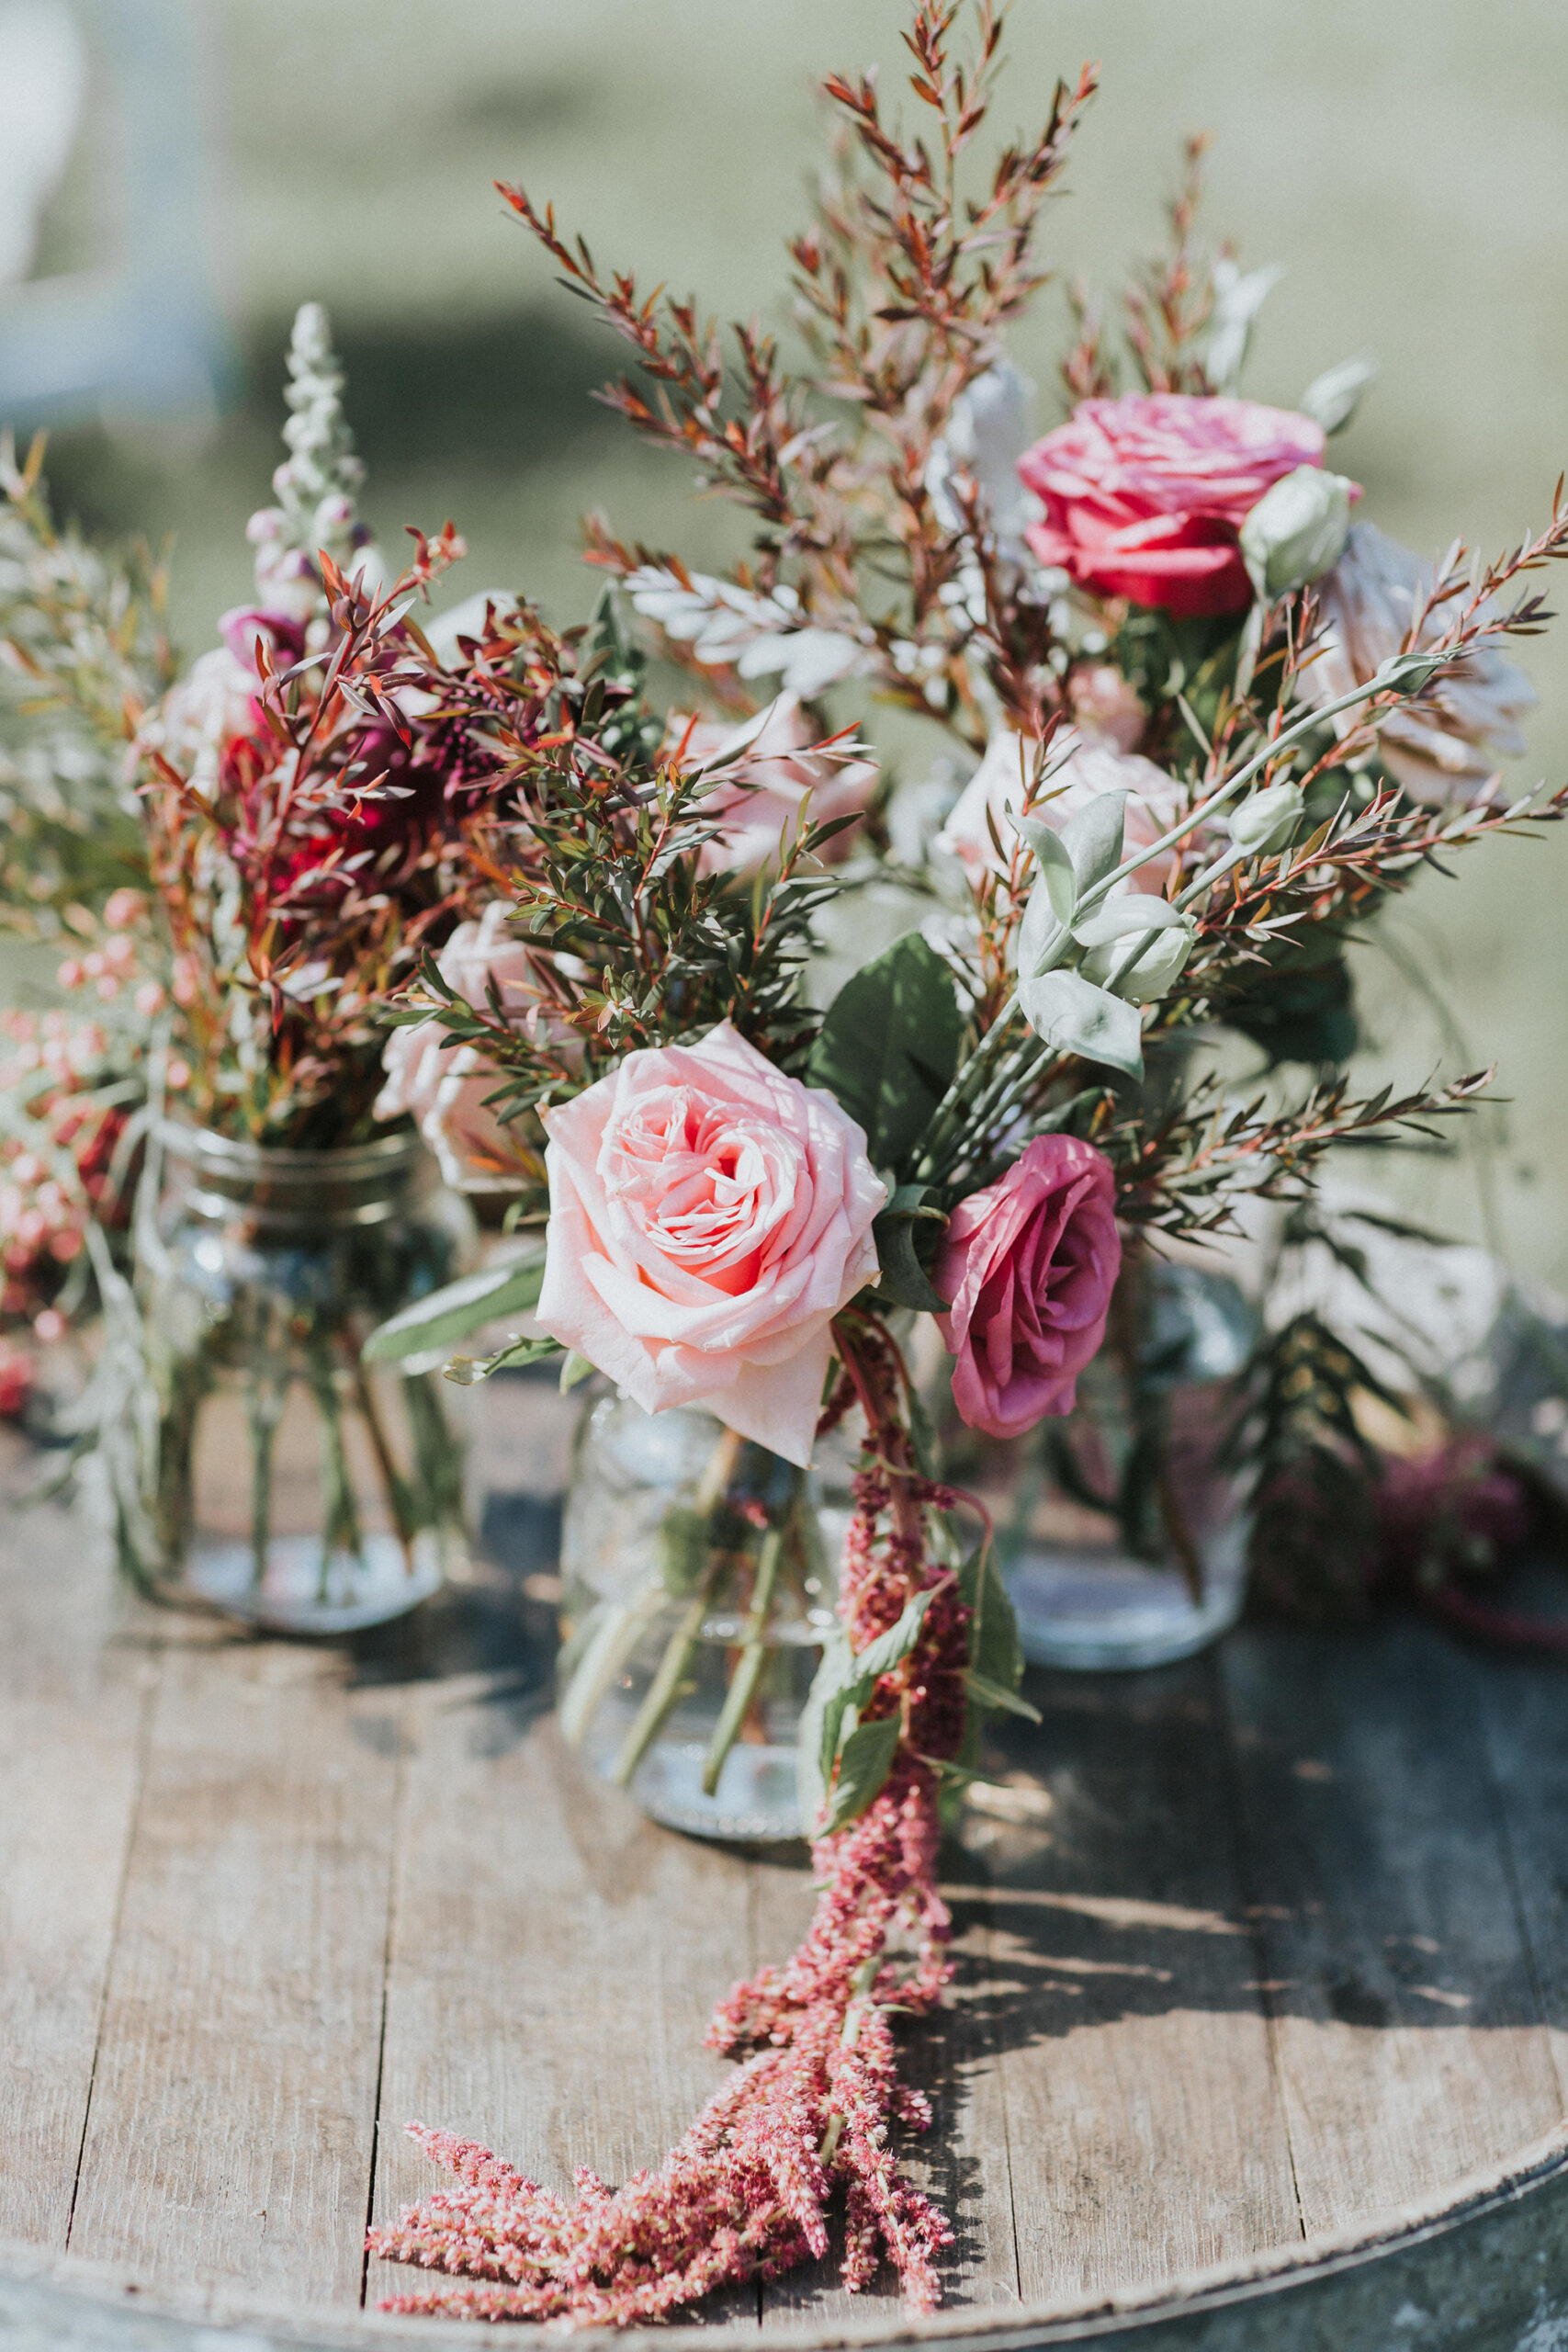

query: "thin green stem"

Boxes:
[609, 1576, 716, 1789]
[701, 1521, 785, 1797]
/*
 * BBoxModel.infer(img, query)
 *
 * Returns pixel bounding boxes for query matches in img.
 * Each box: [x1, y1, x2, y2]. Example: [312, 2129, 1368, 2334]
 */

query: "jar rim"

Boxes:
[154, 1117, 424, 1186]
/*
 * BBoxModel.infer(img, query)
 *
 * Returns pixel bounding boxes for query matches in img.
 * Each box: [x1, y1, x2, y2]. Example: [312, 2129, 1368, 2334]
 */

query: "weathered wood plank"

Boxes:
[65, 1633, 403, 2309]
[0, 1441, 157, 2251]
[1220, 1620, 1564, 2236]
[1472, 1647, 1568, 2105]
[980, 1657, 1301, 2306]
[367, 1688, 761, 2325]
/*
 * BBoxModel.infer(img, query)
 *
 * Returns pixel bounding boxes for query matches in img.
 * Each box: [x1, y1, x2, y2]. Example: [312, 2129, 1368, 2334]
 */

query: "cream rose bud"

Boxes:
[536, 1022, 886, 1467]
[1228, 780, 1304, 856]
[1239, 465, 1355, 602]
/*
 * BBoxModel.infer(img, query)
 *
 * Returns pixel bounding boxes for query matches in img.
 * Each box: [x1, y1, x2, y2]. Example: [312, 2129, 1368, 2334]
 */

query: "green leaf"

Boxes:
[798, 1628, 856, 1826]
[849, 1587, 935, 1695]
[444, 1335, 562, 1385]
[559, 1350, 597, 1394]
[959, 1544, 1026, 1706]
[1018, 968, 1145, 1078]
[1014, 817, 1077, 924]
[963, 1669, 1042, 1723]
[806, 933, 964, 1170]
[1061, 790, 1127, 889]
[873, 1209, 949, 1313]
[1017, 872, 1070, 981]
[822, 1713, 901, 1831]
[362, 1250, 546, 1363]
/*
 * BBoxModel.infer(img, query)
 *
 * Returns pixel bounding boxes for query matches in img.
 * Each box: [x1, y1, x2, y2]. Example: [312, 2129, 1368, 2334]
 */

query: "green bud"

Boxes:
[1239, 466, 1353, 602]
[1228, 780, 1304, 857]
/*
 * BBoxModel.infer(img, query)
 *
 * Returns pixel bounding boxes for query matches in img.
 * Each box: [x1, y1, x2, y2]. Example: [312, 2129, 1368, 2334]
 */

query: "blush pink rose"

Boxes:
[1018, 394, 1332, 618]
[935, 1134, 1122, 1440]
[670, 693, 878, 876]
[375, 902, 574, 1193]
[536, 1021, 886, 1464]
[935, 727, 1185, 895]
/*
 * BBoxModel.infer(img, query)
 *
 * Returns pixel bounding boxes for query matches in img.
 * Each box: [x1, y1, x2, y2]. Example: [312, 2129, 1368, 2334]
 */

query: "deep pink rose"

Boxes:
[1017, 394, 1329, 618]
[536, 1021, 886, 1464]
[935, 1135, 1121, 1439]
[670, 693, 878, 876]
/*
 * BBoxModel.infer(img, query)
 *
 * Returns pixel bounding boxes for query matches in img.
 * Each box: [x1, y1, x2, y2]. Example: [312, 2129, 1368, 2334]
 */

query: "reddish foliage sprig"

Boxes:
[368, 1335, 969, 2325]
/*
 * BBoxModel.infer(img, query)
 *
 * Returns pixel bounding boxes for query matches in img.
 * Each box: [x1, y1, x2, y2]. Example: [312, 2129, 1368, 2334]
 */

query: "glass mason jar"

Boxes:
[988, 1258, 1258, 1671]
[124, 1122, 477, 1633]
[558, 1396, 850, 1842]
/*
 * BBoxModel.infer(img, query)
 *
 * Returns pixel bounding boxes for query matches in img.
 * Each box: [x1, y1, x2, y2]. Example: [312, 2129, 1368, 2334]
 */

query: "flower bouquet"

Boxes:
[345, 0, 1568, 2319]
[0, 0, 1562, 2313]
[0, 309, 525, 1624]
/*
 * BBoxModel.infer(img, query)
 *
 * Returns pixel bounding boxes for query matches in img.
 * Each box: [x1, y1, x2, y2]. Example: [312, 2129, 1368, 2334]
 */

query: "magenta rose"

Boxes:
[1017, 393, 1330, 619]
[536, 1022, 886, 1464]
[935, 1135, 1121, 1439]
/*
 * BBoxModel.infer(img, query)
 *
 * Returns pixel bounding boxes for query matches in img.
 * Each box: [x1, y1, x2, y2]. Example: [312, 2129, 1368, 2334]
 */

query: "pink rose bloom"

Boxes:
[935, 727, 1184, 895]
[536, 1021, 886, 1464]
[375, 902, 571, 1193]
[1018, 393, 1331, 618]
[935, 1134, 1122, 1440]
[671, 693, 878, 876]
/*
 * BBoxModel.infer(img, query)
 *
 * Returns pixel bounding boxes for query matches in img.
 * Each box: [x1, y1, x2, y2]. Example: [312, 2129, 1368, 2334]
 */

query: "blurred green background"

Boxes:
[12, 0, 1568, 1281]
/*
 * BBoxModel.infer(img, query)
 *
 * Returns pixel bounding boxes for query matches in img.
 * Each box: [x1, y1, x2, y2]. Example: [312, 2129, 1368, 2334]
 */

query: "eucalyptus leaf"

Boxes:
[806, 933, 964, 1170]
[1018, 872, 1071, 981]
[1018, 968, 1145, 1078]
[1014, 816, 1077, 924]
[1060, 790, 1127, 890]
[822, 1713, 901, 1831]
[1071, 899, 1188, 949]
[361, 1250, 545, 1364]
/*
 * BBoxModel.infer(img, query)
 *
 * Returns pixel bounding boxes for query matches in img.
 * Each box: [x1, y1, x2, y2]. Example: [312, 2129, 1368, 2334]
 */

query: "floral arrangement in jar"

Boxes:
[0, 310, 532, 1623]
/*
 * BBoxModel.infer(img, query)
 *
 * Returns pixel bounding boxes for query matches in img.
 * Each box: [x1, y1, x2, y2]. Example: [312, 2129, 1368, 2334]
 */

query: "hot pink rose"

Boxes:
[671, 693, 878, 876]
[935, 1134, 1121, 1440]
[1018, 394, 1330, 618]
[375, 902, 573, 1193]
[536, 1021, 886, 1464]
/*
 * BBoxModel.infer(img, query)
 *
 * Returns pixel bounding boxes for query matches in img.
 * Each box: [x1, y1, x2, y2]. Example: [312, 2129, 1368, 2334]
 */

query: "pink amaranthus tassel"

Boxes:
[367, 1321, 972, 2324]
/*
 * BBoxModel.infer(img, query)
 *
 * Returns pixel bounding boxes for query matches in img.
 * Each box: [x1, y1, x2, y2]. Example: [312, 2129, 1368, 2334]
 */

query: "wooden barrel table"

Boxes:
[5, 1376, 1567, 2352]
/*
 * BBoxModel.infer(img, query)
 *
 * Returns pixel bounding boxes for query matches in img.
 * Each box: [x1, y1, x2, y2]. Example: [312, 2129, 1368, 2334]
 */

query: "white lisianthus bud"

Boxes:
[1240, 466, 1354, 602]
[1228, 780, 1304, 856]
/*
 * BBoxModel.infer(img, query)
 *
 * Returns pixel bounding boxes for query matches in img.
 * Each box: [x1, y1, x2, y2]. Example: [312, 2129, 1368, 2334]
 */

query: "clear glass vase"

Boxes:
[558, 1396, 848, 1842]
[990, 1259, 1258, 1670]
[123, 1122, 477, 1633]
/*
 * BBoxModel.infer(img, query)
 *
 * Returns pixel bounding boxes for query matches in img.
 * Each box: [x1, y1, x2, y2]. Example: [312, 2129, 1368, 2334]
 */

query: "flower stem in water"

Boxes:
[700, 1520, 784, 1797]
